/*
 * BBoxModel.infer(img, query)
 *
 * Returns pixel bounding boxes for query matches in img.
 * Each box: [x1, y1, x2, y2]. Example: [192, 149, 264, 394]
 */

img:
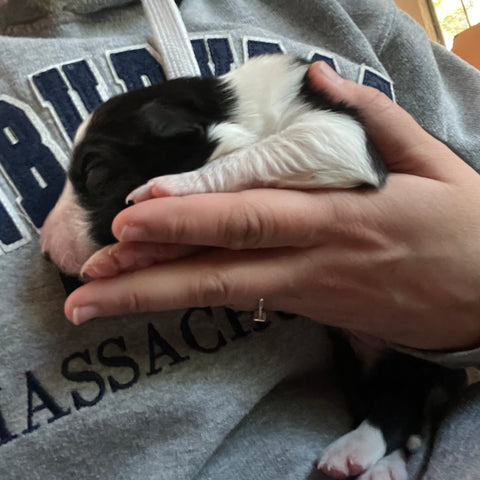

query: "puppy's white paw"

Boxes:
[126, 170, 211, 204]
[318, 421, 387, 479]
[357, 449, 408, 480]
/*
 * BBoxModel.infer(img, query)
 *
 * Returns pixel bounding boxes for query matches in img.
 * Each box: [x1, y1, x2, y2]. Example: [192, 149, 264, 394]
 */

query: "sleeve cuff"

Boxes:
[392, 343, 480, 369]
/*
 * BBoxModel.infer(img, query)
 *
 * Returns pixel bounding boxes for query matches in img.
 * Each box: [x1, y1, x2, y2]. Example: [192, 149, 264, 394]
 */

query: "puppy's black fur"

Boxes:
[70, 76, 235, 245]
[330, 328, 466, 458]
[67, 59, 467, 477]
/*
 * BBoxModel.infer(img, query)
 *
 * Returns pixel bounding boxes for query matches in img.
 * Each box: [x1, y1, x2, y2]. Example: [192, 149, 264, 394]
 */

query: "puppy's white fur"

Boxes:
[131, 55, 379, 201]
[40, 181, 98, 274]
[358, 449, 408, 480]
[42, 55, 380, 275]
[318, 420, 387, 478]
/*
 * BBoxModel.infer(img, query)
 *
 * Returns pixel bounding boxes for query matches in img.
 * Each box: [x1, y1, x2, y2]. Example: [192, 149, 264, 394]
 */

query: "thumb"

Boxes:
[307, 62, 463, 179]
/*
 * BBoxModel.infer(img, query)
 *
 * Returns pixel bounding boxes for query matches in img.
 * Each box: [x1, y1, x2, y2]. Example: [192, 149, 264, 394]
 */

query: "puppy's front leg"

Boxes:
[126, 112, 386, 203]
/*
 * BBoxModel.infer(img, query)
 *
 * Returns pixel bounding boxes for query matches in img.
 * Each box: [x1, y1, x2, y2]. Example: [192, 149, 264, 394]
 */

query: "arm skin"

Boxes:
[65, 62, 480, 352]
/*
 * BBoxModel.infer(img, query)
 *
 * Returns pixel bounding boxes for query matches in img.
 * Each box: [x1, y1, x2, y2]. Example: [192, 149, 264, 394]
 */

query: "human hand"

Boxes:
[65, 62, 480, 351]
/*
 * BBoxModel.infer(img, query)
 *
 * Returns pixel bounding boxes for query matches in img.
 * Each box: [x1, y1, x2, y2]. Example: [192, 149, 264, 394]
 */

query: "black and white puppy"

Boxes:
[40, 55, 385, 274]
[40, 54, 465, 480]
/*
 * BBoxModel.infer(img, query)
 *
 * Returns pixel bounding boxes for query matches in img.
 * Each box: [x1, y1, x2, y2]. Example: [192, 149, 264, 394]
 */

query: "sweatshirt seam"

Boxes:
[376, 2, 397, 57]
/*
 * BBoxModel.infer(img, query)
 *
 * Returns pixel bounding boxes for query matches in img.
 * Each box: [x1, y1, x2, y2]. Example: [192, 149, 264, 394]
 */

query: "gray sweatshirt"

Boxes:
[1, 1, 479, 479]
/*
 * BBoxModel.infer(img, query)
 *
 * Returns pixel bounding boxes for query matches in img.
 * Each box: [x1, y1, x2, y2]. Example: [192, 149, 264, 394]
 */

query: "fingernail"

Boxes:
[316, 61, 343, 84]
[80, 245, 119, 280]
[79, 270, 94, 283]
[119, 225, 146, 242]
[125, 182, 152, 205]
[80, 263, 110, 281]
[72, 305, 99, 325]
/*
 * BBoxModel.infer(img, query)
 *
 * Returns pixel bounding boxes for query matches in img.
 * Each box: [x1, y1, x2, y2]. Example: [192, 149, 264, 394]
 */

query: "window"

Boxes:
[431, 0, 480, 48]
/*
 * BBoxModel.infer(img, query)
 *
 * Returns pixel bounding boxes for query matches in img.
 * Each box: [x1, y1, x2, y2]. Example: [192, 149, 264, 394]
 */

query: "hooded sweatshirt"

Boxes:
[0, 1, 480, 479]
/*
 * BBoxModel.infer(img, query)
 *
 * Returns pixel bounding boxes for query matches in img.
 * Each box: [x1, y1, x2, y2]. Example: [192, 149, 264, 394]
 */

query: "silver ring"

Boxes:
[253, 298, 267, 323]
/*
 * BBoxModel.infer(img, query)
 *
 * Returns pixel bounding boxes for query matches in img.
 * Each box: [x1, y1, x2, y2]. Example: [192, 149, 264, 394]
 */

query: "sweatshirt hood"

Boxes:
[0, 0, 139, 31]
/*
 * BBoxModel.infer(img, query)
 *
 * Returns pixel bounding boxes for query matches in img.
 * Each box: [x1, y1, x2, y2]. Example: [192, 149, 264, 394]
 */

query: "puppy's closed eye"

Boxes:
[85, 163, 110, 192]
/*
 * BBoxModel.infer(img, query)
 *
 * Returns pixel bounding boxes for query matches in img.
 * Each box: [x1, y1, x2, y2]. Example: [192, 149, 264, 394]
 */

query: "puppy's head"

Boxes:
[41, 77, 228, 275]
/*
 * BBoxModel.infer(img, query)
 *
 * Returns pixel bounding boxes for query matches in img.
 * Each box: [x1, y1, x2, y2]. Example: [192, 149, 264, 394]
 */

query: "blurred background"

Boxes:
[395, 0, 479, 68]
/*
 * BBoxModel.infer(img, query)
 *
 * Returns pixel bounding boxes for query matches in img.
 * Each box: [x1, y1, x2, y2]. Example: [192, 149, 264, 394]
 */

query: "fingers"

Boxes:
[65, 247, 311, 325]
[308, 62, 467, 179]
[88, 183, 379, 279]
[80, 242, 203, 280]
[112, 187, 374, 249]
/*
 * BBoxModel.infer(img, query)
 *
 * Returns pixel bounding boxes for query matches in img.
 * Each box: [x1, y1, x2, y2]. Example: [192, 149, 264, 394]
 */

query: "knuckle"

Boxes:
[221, 197, 267, 249]
[168, 206, 189, 242]
[193, 270, 229, 306]
[125, 290, 145, 315]
[320, 193, 381, 246]
[321, 193, 346, 232]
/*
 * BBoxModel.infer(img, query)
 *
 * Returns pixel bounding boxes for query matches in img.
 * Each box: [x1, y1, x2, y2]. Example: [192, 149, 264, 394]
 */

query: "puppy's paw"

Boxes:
[125, 177, 172, 204]
[126, 170, 214, 204]
[357, 449, 408, 480]
[318, 421, 387, 479]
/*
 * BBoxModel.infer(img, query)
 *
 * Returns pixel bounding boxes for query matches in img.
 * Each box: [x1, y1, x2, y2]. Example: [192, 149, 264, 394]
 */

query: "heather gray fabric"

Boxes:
[0, 1, 479, 479]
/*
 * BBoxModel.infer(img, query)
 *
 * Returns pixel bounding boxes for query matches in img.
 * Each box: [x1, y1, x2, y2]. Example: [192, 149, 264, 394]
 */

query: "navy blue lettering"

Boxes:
[181, 308, 227, 353]
[147, 323, 189, 376]
[109, 47, 166, 92]
[0, 100, 65, 228]
[224, 308, 251, 341]
[246, 40, 283, 58]
[310, 53, 337, 71]
[62, 60, 104, 113]
[0, 389, 18, 446]
[207, 38, 235, 76]
[0, 202, 23, 249]
[191, 39, 213, 77]
[31, 68, 83, 140]
[362, 69, 394, 100]
[97, 337, 140, 392]
[23, 371, 71, 435]
[62, 350, 106, 410]
[189, 38, 235, 77]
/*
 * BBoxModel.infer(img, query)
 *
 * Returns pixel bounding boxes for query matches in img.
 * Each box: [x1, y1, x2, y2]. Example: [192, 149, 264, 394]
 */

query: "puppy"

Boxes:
[40, 54, 465, 480]
[40, 55, 385, 274]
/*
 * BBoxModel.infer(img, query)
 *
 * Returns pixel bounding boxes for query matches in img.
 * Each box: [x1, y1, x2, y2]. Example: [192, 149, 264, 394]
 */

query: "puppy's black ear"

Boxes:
[139, 100, 206, 139]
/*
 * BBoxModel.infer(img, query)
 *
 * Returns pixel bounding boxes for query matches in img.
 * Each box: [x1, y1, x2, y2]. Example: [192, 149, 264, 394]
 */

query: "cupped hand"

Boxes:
[65, 62, 480, 351]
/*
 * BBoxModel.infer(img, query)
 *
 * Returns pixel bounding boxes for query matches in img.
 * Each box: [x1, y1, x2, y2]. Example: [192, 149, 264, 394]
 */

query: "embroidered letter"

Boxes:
[0, 389, 18, 446]
[107, 45, 166, 92]
[147, 323, 190, 376]
[359, 66, 395, 101]
[181, 308, 227, 353]
[244, 38, 284, 59]
[62, 59, 108, 113]
[191, 36, 236, 76]
[224, 308, 251, 341]
[0, 188, 30, 255]
[0, 96, 67, 230]
[23, 371, 71, 435]
[97, 337, 140, 393]
[62, 350, 106, 410]
[30, 68, 84, 143]
[310, 52, 338, 72]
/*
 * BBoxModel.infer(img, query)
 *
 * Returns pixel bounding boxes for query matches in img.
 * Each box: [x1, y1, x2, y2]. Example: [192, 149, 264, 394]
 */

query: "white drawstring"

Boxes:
[141, 0, 200, 79]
